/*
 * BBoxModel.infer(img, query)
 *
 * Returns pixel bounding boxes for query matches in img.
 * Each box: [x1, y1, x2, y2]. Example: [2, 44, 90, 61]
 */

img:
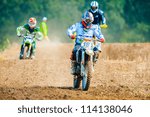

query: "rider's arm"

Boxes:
[67, 23, 77, 39]
[16, 26, 25, 37]
[35, 32, 43, 41]
[93, 26, 105, 43]
[99, 10, 106, 25]
[35, 27, 43, 41]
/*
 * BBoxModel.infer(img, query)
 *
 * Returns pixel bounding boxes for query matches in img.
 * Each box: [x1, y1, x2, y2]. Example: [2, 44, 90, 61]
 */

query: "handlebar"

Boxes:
[83, 38, 92, 42]
[82, 38, 100, 43]
[19, 34, 34, 39]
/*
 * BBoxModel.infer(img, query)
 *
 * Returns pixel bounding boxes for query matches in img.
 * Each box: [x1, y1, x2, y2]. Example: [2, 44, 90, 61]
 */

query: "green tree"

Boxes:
[0, 0, 150, 50]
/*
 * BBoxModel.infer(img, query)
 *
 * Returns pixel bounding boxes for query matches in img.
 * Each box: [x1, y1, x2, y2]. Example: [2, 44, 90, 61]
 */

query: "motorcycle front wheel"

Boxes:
[73, 76, 81, 89]
[23, 46, 29, 59]
[82, 61, 92, 91]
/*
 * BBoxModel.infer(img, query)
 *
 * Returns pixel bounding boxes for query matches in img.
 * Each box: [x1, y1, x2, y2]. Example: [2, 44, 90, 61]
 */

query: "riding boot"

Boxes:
[71, 61, 76, 75]
[70, 52, 73, 60]
[93, 51, 99, 63]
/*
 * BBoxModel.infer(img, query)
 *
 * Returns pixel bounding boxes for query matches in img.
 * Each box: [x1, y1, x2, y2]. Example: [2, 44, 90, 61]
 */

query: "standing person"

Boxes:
[40, 17, 49, 40]
[67, 11, 105, 74]
[88, 1, 107, 62]
[16, 17, 43, 59]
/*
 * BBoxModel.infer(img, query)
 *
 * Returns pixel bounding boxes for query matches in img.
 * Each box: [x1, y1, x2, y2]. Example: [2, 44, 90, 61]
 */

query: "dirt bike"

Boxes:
[19, 34, 34, 59]
[73, 38, 94, 91]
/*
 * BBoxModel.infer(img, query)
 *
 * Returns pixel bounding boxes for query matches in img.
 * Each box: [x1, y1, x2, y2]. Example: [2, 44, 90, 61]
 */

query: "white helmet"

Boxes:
[90, 1, 99, 13]
[28, 17, 37, 28]
[42, 17, 47, 21]
[82, 11, 94, 23]
[82, 11, 94, 28]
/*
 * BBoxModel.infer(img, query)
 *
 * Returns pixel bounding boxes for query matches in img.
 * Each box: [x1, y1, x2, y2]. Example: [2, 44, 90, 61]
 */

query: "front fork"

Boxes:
[76, 49, 85, 77]
[81, 51, 94, 76]
[81, 51, 85, 77]
[26, 44, 32, 58]
[20, 44, 25, 56]
[20, 44, 32, 58]
[76, 49, 94, 77]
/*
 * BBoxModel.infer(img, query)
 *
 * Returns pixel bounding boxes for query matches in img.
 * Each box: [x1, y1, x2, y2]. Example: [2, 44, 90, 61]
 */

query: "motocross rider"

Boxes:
[16, 17, 43, 59]
[67, 11, 105, 74]
[88, 1, 107, 62]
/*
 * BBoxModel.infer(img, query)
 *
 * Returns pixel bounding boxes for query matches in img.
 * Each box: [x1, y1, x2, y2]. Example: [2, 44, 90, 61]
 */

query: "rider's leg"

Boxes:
[70, 50, 76, 75]
[71, 61, 76, 75]
[93, 42, 101, 63]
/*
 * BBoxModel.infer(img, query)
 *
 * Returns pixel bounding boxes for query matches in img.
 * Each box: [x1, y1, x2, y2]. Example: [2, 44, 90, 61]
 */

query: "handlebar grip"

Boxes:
[100, 24, 108, 28]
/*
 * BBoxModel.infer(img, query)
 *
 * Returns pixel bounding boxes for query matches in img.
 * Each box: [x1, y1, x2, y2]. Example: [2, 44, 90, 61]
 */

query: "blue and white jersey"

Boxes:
[67, 22, 104, 45]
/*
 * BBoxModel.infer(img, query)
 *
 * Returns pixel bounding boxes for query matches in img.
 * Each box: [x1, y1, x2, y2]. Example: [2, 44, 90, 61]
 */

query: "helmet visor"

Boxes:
[91, 6, 97, 10]
[85, 19, 92, 24]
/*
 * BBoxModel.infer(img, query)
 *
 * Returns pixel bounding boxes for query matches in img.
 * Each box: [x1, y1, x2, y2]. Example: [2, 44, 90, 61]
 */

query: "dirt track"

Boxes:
[0, 41, 150, 100]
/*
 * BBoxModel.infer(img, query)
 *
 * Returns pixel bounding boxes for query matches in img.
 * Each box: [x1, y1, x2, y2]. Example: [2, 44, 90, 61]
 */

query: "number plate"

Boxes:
[25, 38, 33, 44]
[82, 42, 92, 49]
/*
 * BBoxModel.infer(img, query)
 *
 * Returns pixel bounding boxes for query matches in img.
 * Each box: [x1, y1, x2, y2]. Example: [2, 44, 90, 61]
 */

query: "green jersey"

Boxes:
[16, 24, 43, 41]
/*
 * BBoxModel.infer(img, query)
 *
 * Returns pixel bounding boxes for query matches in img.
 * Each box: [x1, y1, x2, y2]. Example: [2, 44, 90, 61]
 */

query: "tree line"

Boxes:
[0, 0, 149, 50]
